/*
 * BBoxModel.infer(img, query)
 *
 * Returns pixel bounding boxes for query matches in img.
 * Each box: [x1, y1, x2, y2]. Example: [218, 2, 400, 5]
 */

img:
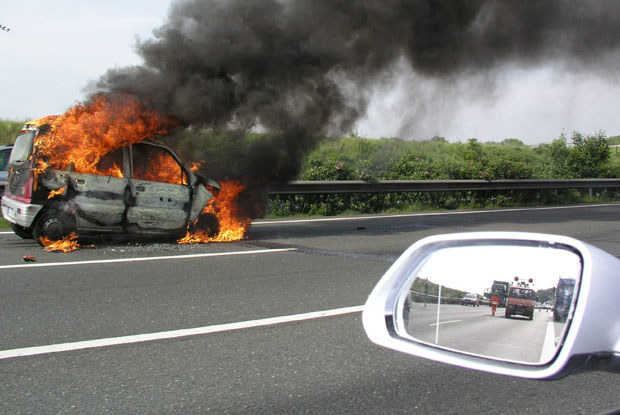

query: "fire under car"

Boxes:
[1, 122, 220, 244]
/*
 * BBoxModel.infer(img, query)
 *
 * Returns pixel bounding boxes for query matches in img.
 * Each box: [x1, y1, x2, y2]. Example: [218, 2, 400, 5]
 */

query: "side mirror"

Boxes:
[362, 232, 620, 379]
[192, 172, 220, 191]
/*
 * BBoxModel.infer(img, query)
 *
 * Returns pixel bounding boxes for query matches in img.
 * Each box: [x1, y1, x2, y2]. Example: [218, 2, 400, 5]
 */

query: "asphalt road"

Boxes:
[405, 303, 555, 364]
[1, 203, 620, 414]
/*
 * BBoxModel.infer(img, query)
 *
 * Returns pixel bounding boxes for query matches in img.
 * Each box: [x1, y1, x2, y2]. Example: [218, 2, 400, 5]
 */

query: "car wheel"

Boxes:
[505, 309, 511, 319]
[191, 212, 219, 237]
[10, 223, 34, 239]
[32, 209, 76, 246]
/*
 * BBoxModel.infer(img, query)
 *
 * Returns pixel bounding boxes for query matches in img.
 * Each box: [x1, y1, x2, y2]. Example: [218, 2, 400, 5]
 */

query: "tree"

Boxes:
[500, 138, 525, 146]
[565, 131, 611, 178]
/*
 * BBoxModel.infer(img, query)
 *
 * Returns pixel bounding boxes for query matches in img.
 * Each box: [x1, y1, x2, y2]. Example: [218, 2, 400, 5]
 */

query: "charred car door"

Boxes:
[127, 142, 192, 232]
[59, 147, 128, 231]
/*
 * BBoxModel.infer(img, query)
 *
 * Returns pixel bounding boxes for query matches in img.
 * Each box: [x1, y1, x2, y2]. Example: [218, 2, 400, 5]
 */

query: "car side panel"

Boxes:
[127, 179, 191, 230]
[42, 170, 128, 229]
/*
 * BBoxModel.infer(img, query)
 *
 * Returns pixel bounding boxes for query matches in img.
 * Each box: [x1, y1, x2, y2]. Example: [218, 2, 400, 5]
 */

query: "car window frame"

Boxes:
[128, 142, 190, 186]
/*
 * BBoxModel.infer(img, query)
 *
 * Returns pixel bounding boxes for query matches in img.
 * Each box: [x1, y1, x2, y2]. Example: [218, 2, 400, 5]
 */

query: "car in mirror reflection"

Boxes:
[461, 293, 480, 307]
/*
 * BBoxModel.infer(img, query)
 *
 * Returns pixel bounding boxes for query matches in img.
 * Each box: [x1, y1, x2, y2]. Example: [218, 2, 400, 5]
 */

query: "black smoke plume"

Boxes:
[95, 0, 620, 189]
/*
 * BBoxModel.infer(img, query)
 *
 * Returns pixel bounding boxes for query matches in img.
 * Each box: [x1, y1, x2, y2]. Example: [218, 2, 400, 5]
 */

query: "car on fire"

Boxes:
[1, 122, 220, 243]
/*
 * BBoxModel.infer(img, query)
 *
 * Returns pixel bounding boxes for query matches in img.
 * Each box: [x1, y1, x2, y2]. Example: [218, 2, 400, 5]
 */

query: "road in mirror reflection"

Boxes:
[401, 244, 581, 364]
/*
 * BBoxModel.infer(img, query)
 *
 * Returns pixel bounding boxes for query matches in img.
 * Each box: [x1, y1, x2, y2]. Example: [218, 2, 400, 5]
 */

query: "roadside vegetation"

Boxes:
[0, 119, 25, 146]
[268, 131, 620, 217]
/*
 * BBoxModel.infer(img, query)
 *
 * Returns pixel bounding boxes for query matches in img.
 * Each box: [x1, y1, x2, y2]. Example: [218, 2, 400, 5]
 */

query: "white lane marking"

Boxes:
[0, 231, 14, 234]
[429, 320, 462, 327]
[539, 317, 558, 363]
[0, 248, 297, 270]
[0, 305, 364, 360]
[253, 203, 620, 225]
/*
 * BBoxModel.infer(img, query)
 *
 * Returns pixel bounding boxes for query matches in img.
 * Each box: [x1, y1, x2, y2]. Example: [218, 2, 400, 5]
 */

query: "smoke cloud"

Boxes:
[95, 0, 620, 184]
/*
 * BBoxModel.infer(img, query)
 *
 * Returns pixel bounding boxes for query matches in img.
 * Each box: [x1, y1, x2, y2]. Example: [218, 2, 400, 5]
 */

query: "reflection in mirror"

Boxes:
[400, 243, 581, 365]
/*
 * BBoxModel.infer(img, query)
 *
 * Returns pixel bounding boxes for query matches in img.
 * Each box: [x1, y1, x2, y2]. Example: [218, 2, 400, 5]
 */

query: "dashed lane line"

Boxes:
[429, 320, 462, 327]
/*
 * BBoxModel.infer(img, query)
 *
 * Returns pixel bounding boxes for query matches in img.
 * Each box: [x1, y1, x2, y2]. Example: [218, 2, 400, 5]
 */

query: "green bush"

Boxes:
[0, 120, 25, 145]
[265, 131, 620, 217]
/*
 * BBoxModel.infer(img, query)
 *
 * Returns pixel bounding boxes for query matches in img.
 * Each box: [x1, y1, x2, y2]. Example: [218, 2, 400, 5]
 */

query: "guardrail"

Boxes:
[266, 179, 620, 195]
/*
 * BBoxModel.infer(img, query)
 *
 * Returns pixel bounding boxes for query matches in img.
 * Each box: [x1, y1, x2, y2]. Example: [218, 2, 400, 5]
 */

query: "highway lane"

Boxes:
[0, 245, 388, 350]
[1, 203, 620, 414]
[405, 304, 555, 363]
[249, 202, 620, 257]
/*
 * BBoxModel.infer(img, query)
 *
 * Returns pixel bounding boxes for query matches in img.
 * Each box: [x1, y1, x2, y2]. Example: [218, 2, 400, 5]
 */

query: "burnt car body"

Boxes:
[1, 125, 219, 243]
[0, 144, 13, 194]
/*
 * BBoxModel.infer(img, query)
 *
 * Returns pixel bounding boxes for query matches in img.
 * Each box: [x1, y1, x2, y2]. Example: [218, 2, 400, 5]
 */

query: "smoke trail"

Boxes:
[95, 0, 620, 184]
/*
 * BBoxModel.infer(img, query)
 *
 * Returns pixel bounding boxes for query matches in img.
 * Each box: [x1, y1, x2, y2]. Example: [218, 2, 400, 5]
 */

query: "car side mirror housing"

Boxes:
[192, 172, 220, 190]
[362, 232, 620, 379]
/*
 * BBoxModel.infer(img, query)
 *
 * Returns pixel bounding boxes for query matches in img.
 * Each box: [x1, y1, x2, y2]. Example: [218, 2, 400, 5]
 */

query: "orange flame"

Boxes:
[134, 152, 187, 185]
[178, 180, 251, 244]
[32, 94, 177, 177]
[40, 233, 80, 253]
[188, 161, 204, 173]
[47, 187, 65, 199]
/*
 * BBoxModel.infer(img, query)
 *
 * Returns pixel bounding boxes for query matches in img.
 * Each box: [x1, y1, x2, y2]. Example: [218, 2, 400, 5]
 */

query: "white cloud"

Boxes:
[357, 62, 620, 145]
[0, 0, 170, 120]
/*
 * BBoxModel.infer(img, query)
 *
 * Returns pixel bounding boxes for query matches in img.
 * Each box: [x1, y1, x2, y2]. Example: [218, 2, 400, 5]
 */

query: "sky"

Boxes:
[2, 0, 619, 145]
[416, 245, 581, 296]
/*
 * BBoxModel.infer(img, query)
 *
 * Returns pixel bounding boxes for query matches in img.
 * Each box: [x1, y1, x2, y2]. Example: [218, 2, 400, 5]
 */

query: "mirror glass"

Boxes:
[400, 243, 581, 364]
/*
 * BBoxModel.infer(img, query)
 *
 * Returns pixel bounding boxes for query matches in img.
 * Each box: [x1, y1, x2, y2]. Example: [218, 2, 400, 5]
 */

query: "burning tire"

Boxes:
[33, 209, 76, 245]
[10, 223, 33, 239]
[191, 212, 219, 237]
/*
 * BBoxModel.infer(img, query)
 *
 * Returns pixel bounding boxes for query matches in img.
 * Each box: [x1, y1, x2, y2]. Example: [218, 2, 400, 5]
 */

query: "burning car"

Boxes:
[2, 120, 220, 244]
